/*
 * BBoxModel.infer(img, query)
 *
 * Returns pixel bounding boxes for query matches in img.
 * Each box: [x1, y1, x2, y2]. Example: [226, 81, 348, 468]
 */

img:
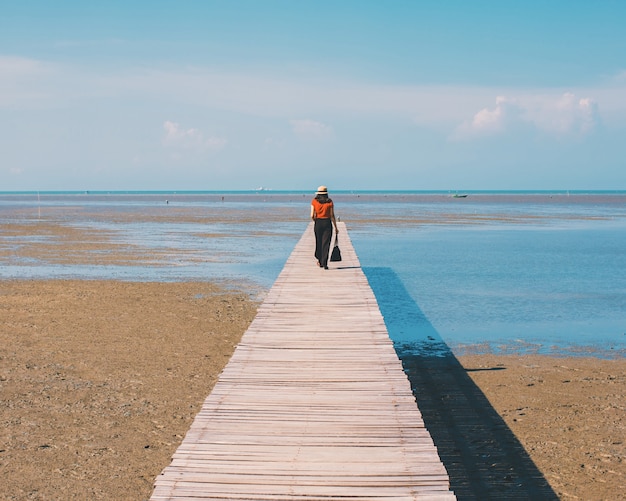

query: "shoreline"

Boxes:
[3, 215, 625, 358]
[1, 279, 624, 499]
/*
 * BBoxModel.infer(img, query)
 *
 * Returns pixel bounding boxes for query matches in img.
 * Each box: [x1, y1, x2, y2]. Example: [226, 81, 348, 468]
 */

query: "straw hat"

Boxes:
[315, 185, 328, 195]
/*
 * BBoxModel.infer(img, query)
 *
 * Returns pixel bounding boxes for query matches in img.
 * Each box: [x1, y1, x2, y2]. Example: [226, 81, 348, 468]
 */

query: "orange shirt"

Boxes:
[311, 198, 334, 219]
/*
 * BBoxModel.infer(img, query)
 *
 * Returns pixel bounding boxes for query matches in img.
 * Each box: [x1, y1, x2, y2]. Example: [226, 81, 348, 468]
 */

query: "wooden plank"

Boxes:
[150, 223, 455, 500]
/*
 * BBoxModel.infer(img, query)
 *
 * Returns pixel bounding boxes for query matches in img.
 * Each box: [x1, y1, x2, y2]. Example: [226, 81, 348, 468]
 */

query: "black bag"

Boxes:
[330, 236, 342, 262]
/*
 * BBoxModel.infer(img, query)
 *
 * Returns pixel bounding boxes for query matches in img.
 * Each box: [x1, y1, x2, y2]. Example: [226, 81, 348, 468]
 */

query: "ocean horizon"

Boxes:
[2, 189, 626, 196]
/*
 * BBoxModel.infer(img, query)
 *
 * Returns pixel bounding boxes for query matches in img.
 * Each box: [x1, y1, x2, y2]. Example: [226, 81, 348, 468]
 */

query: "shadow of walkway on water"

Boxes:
[363, 267, 558, 501]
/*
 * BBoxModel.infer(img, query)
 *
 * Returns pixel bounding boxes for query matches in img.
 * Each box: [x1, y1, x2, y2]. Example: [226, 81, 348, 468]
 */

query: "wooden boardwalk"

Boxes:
[151, 223, 455, 500]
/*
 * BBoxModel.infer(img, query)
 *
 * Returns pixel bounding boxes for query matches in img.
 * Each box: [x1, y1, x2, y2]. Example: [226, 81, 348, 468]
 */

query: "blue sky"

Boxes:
[2, 1, 626, 191]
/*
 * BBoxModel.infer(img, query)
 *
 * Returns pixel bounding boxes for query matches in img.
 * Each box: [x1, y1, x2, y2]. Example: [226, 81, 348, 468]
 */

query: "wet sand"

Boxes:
[1, 279, 624, 500]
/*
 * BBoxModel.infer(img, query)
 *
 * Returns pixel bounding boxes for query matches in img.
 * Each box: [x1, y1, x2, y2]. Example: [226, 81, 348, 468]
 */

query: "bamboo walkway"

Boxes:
[151, 223, 455, 500]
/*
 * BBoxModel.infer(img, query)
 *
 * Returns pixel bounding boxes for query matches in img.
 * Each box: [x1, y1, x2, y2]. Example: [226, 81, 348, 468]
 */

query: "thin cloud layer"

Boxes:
[290, 119, 333, 139]
[0, 56, 55, 106]
[162, 121, 226, 151]
[0, 55, 616, 137]
[0, 55, 47, 74]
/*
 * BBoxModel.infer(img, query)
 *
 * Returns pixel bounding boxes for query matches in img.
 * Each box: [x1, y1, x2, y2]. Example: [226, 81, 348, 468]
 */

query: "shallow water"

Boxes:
[2, 191, 625, 357]
[354, 222, 626, 358]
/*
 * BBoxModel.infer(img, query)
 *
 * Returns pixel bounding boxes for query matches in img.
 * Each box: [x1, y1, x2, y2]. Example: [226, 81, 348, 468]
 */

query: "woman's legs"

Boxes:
[314, 218, 333, 268]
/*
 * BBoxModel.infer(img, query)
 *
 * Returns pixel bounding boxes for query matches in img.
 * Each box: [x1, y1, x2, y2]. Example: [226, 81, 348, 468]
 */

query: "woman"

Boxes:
[310, 185, 339, 269]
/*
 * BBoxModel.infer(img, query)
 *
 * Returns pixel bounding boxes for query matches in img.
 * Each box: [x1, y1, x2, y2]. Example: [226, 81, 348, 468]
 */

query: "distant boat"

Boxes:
[452, 193, 468, 198]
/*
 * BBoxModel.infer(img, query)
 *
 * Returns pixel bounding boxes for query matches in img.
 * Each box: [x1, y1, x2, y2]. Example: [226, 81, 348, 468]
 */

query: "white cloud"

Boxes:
[471, 96, 520, 133]
[455, 92, 599, 140]
[578, 98, 598, 133]
[531, 92, 598, 135]
[290, 119, 333, 139]
[453, 96, 524, 139]
[162, 121, 227, 151]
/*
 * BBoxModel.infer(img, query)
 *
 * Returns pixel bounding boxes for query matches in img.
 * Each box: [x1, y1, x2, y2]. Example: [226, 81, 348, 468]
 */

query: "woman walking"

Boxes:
[310, 185, 338, 269]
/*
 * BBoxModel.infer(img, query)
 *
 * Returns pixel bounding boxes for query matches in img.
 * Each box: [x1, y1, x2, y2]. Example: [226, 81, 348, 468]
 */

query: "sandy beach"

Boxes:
[1, 280, 257, 500]
[458, 354, 625, 499]
[1, 210, 624, 500]
[1, 279, 623, 500]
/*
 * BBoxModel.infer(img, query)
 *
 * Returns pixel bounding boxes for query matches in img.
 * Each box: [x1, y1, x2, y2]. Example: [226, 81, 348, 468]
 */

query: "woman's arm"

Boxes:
[330, 206, 339, 233]
[310, 204, 315, 221]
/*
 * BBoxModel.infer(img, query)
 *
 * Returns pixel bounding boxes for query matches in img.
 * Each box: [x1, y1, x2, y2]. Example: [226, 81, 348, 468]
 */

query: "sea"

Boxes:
[1, 190, 625, 358]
